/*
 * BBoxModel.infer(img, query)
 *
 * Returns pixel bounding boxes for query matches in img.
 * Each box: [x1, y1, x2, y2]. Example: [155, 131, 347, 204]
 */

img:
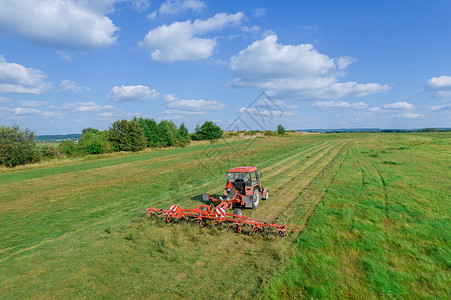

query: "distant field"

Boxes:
[0, 133, 449, 299]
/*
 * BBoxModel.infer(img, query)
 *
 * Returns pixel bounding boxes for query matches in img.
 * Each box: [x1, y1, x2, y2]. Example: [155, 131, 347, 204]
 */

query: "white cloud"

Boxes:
[312, 101, 368, 109]
[0, 106, 62, 118]
[241, 25, 260, 34]
[140, 12, 244, 62]
[392, 112, 422, 119]
[167, 99, 226, 111]
[229, 35, 390, 99]
[98, 110, 140, 120]
[155, 0, 206, 16]
[165, 109, 206, 115]
[0, 55, 53, 94]
[59, 80, 90, 93]
[107, 85, 160, 102]
[0, 0, 119, 49]
[239, 107, 294, 117]
[57, 50, 72, 62]
[252, 8, 265, 18]
[427, 103, 451, 110]
[382, 101, 415, 110]
[61, 101, 115, 112]
[18, 100, 49, 107]
[425, 76, 451, 89]
[423, 76, 451, 97]
[130, 0, 150, 11]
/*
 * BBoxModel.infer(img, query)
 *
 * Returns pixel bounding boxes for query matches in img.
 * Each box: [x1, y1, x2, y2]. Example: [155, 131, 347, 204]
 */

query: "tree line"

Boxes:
[0, 119, 223, 167]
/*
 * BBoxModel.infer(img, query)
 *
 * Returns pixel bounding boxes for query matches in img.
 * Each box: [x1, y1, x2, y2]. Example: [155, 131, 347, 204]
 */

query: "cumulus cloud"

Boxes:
[0, 55, 53, 94]
[59, 80, 90, 93]
[0, 0, 119, 49]
[149, 0, 206, 18]
[229, 35, 390, 99]
[312, 101, 368, 109]
[382, 101, 415, 110]
[107, 85, 160, 102]
[140, 12, 244, 62]
[422, 76, 451, 97]
[61, 101, 115, 112]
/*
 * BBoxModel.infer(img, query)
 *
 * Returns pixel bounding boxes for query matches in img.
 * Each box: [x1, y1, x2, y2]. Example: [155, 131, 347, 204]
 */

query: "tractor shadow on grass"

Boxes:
[190, 193, 223, 205]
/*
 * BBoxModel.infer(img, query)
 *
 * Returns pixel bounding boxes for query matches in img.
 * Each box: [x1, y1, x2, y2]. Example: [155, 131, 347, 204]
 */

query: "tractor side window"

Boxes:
[254, 171, 259, 181]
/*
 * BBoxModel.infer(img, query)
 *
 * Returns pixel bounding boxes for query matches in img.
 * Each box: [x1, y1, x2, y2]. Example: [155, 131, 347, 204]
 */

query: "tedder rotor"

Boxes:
[143, 165, 301, 238]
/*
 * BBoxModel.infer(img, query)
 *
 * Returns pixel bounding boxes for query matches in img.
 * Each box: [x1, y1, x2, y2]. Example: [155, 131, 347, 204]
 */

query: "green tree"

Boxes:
[82, 127, 100, 135]
[176, 122, 191, 147]
[108, 119, 147, 151]
[192, 121, 223, 140]
[0, 125, 40, 167]
[277, 124, 286, 135]
[135, 117, 161, 147]
[157, 120, 178, 147]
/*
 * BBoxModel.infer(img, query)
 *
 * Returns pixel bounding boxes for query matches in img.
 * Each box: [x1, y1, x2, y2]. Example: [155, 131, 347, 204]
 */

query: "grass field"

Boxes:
[0, 133, 449, 299]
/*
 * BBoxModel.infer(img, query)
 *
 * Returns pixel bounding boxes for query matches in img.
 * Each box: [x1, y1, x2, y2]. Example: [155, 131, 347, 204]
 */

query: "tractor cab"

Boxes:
[225, 166, 260, 195]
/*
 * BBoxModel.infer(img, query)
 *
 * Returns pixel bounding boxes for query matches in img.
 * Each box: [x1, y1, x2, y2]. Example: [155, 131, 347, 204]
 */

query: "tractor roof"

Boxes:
[228, 166, 257, 173]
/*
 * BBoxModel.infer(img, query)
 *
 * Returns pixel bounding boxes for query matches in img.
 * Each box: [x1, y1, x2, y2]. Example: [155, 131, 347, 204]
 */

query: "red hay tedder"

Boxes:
[143, 165, 301, 238]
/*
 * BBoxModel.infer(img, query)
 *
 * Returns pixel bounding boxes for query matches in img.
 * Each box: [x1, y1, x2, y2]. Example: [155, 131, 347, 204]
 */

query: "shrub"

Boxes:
[39, 143, 63, 159]
[0, 125, 40, 167]
[78, 131, 111, 155]
[108, 119, 147, 151]
[59, 140, 77, 156]
[264, 130, 276, 136]
[277, 124, 286, 135]
[192, 121, 223, 140]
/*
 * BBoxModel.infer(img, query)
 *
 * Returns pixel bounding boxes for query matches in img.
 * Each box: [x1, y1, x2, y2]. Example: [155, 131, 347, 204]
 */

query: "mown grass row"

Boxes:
[265, 133, 450, 299]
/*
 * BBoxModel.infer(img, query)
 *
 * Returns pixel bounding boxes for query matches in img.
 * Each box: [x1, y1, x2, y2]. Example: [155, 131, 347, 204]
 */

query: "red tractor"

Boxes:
[202, 165, 269, 214]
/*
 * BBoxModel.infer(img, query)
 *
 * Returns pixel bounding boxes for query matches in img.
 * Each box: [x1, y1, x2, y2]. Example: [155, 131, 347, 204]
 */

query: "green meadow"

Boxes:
[0, 133, 449, 299]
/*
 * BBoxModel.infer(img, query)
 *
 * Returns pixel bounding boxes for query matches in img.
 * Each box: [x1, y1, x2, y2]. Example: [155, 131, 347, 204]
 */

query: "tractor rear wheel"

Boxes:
[252, 188, 261, 209]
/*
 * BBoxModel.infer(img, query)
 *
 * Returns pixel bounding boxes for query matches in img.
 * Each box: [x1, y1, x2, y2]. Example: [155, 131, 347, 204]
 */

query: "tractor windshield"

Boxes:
[226, 172, 250, 182]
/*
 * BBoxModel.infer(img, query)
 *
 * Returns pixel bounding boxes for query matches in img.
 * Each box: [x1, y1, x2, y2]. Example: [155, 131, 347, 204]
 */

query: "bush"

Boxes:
[39, 144, 63, 159]
[0, 125, 40, 167]
[59, 140, 77, 156]
[277, 124, 286, 135]
[264, 130, 276, 136]
[78, 131, 111, 155]
[192, 121, 223, 140]
[108, 119, 147, 151]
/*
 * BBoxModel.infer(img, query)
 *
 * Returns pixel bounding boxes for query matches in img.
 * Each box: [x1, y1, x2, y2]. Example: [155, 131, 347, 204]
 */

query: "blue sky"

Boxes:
[0, 0, 450, 134]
